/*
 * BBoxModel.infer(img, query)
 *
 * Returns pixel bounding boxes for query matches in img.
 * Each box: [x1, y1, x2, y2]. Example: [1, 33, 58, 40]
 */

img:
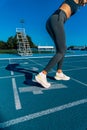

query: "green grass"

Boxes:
[0, 49, 17, 54]
[0, 49, 55, 54]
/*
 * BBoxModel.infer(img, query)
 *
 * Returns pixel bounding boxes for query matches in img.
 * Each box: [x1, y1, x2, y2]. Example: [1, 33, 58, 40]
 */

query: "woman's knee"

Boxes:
[56, 48, 66, 58]
[56, 45, 66, 55]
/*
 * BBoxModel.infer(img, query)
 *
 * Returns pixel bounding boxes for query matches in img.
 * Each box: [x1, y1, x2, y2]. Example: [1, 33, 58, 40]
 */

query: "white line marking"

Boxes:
[33, 90, 43, 94]
[19, 83, 67, 95]
[12, 78, 22, 110]
[0, 56, 52, 60]
[29, 59, 55, 72]
[0, 53, 87, 60]
[29, 59, 46, 67]
[65, 54, 87, 57]
[71, 77, 87, 87]
[31, 67, 39, 71]
[63, 67, 87, 72]
[0, 74, 24, 79]
[0, 98, 87, 128]
[11, 71, 14, 76]
[65, 59, 87, 63]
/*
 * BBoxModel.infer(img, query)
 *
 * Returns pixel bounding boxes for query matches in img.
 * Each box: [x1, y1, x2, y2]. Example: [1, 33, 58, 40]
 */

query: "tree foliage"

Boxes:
[26, 35, 37, 48]
[0, 41, 7, 49]
[0, 34, 37, 50]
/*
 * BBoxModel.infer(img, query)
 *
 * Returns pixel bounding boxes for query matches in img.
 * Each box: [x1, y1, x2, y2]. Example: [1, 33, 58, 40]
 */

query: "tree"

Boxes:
[67, 46, 75, 50]
[12, 35, 17, 49]
[7, 36, 15, 49]
[26, 35, 37, 48]
[0, 34, 37, 50]
[0, 41, 7, 49]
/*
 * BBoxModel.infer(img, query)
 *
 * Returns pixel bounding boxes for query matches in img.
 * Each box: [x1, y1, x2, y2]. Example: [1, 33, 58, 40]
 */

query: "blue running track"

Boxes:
[0, 53, 87, 130]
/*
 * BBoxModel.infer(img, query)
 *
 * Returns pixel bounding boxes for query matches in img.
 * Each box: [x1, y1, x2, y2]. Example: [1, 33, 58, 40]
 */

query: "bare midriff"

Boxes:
[59, 0, 78, 19]
[59, 3, 72, 19]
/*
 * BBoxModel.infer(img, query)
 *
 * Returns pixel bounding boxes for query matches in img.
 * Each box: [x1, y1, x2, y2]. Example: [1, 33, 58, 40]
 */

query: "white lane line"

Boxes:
[29, 59, 55, 72]
[8, 60, 21, 110]
[63, 67, 87, 72]
[11, 71, 14, 76]
[0, 56, 52, 61]
[12, 77, 22, 110]
[0, 98, 87, 128]
[0, 53, 87, 61]
[19, 83, 67, 95]
[29, 59, 46, 67]
[29, 59, 87, 73]
[64, 59, 87, 63]
[65, 54, 87, 58]
[0, 74, 24, 79]
[71, 77, 87, 87]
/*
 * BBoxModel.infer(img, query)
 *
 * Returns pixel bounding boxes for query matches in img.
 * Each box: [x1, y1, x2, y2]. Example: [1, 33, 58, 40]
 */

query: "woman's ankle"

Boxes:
[57, 69, 62, 73]
[42, 70, 47, 75]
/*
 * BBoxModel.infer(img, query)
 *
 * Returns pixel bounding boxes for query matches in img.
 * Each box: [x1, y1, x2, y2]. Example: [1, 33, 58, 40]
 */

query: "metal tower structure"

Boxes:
[16, 28, 32, 56]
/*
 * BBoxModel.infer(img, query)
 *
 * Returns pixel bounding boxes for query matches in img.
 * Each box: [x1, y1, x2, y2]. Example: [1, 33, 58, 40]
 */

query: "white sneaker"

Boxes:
[35, 72, 51, 88]
[55, 72, 70, 80]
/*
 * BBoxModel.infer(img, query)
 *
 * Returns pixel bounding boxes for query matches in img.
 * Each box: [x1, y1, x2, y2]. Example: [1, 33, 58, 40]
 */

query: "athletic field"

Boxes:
[0, 53, 87, 130]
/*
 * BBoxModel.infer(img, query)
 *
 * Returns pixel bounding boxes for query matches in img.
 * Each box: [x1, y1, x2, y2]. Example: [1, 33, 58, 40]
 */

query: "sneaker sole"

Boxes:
[35, 76, 51, 88]
[55, 76, 70, 81]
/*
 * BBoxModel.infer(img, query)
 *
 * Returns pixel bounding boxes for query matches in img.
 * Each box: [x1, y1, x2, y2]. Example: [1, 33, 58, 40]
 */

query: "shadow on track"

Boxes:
[6, 63, 55, 88]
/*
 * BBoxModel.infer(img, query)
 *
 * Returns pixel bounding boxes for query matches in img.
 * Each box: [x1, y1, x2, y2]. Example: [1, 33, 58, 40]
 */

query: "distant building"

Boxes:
[38, 46, 55, 52]
[67, 46, 86, 50]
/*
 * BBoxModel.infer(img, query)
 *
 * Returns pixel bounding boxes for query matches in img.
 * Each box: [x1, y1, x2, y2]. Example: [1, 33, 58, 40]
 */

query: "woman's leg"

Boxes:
[44, 10, 67, 72]
[35, 10, 69, 88]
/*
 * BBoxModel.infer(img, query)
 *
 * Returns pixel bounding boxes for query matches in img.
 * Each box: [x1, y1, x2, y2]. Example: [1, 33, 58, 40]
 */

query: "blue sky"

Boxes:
[0, 0, 87, 47]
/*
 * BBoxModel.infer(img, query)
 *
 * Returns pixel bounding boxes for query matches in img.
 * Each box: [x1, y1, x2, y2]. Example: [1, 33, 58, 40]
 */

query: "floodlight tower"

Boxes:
[20, 19, 24, 28]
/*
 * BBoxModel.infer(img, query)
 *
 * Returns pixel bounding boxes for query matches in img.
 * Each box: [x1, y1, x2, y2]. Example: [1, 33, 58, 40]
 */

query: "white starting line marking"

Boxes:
[0, 74, 24, 79]
[19, 82, 67, 95]
[12, 78, 22, 110]
[11, 70, 22, 110]
[0, 98, 87, 128]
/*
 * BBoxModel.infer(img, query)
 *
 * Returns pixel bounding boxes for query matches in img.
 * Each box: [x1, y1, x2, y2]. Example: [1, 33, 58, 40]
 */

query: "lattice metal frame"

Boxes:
[16, 28, 32, 56]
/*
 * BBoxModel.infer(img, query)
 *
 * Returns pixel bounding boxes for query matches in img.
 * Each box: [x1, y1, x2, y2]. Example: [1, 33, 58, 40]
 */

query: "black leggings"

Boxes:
[44, 9, 67, 73]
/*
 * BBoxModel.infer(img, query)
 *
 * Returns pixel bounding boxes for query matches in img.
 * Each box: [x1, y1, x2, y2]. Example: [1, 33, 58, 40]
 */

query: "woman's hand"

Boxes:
[84, 0, 87, 4]
[80, 0, 87, 6]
